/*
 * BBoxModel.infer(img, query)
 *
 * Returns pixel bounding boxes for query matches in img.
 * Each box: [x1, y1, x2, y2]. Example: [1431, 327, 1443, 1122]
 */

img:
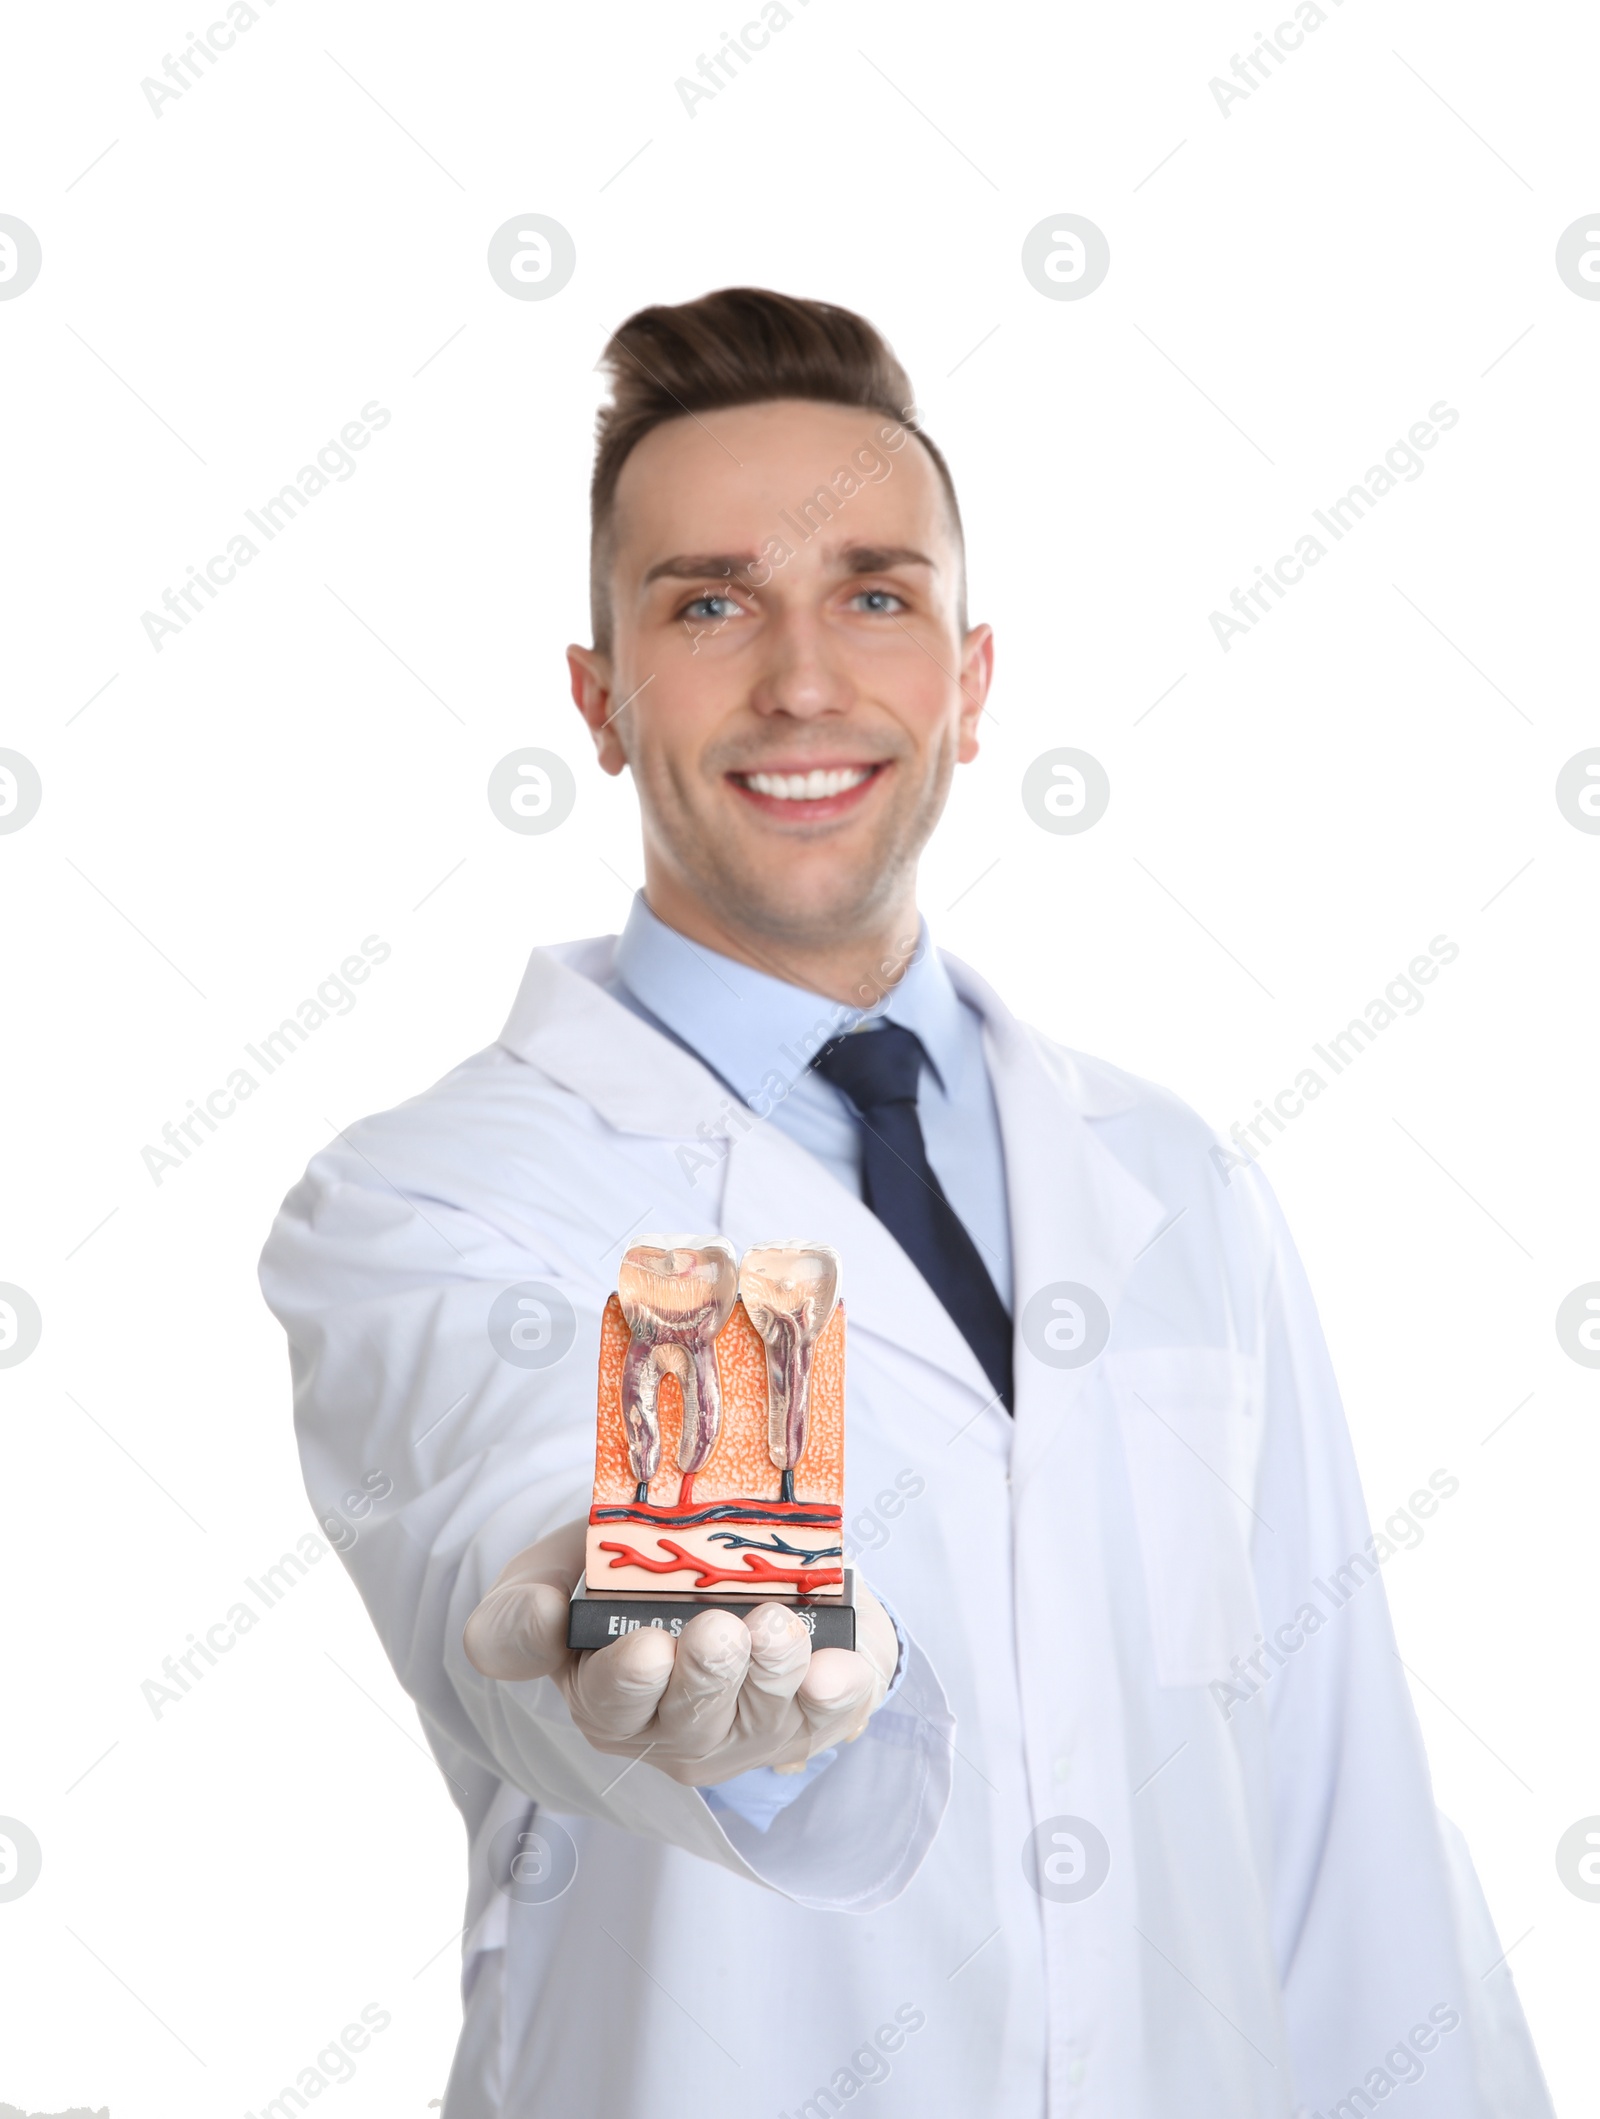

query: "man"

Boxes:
[259, 289, 1549, 2117]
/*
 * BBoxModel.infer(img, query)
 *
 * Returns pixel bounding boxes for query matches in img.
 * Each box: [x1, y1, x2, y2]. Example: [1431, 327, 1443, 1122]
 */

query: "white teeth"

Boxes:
[742, 767, 872, 801]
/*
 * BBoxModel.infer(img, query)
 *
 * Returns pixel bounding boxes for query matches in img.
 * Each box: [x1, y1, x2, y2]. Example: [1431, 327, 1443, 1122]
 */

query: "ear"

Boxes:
[567, 645, 628, 775]
[955, 623, 994, 764]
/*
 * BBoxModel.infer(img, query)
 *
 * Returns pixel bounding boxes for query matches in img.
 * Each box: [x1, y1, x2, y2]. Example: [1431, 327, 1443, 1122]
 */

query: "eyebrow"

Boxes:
[641, 553, 759, 586]
[837, 543, 935, 573]
[641, 543, 937, 589]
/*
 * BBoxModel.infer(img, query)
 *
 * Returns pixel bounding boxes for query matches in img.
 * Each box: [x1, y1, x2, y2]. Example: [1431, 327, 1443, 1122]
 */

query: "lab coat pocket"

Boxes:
[1106, 1347, 1264, 1687]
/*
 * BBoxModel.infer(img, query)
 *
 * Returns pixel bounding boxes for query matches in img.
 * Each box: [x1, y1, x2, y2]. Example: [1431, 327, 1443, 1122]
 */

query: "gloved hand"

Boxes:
[463, 1517, 899, 1787]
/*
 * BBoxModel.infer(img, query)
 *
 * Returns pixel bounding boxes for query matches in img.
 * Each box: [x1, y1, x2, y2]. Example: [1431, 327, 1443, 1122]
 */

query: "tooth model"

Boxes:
[576, 1235, 850, 1621]
[738, 1243, 842, 1504]
[617, 1237, 738, 1507]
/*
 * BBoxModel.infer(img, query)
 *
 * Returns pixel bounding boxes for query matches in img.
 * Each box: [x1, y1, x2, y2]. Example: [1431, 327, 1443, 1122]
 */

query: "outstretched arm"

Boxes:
[258, 1088, 952, 1913]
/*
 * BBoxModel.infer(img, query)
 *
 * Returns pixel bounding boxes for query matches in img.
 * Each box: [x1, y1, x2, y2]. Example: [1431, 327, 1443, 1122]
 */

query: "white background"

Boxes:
[2, 0, 1596, 2111]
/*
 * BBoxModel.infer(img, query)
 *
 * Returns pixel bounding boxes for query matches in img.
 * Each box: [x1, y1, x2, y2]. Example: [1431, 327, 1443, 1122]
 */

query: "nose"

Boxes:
[747, 602, 853, 721]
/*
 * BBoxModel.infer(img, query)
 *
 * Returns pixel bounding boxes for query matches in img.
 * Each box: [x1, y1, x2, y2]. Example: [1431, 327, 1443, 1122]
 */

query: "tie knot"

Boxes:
[812, 1021, 927, 1112]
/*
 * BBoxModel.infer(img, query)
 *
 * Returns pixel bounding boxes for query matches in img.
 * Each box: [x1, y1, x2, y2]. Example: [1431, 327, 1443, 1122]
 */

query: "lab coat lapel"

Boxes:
[497, 937, 739, 1138]
[944, 954, 1170, 1485]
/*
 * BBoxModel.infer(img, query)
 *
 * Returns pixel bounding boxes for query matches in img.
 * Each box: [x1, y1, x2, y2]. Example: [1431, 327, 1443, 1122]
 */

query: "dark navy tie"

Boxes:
[813, 1023, 1014, 1413]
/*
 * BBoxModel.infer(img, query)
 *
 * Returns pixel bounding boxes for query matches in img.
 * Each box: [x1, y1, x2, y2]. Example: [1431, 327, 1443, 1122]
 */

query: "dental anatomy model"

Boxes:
[570, 1237, 853, 1647]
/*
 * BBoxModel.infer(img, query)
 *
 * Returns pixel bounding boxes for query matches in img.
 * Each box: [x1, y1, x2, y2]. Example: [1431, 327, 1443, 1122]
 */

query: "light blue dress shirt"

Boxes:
[604, 894, 1013, 1308]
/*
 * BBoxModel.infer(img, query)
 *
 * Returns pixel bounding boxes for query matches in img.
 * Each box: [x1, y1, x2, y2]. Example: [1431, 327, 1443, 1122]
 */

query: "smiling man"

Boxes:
[259, 290, 1550, 2119]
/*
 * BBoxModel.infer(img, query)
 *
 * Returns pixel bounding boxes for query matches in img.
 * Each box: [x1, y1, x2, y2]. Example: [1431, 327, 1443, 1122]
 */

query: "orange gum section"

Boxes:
[591, 1294, 845, 1509]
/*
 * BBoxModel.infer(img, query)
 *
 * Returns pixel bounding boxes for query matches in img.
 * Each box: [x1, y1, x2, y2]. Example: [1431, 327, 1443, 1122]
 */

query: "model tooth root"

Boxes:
[763, 1315, 813, 1468]
[676, 1337, 725, 1476]
[782, 1338, 815, 1467]
[620, 1336, 664, 1493]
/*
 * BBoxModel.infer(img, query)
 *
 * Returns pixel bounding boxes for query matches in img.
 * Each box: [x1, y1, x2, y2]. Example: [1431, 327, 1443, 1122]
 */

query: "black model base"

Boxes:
[567, 1569, 856, 1652]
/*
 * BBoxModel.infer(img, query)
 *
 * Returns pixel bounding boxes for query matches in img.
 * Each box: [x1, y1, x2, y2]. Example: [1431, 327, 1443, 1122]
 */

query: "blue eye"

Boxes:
[683, 594, 742, 621]
[851, 588, 904, 613]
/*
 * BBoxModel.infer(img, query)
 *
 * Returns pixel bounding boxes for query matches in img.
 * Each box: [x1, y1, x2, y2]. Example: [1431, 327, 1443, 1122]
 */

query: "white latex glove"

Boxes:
[463, 1517, 899, 1787]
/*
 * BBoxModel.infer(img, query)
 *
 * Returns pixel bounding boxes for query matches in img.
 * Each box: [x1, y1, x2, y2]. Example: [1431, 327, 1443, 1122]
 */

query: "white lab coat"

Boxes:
[258, 937, 1551, 2119]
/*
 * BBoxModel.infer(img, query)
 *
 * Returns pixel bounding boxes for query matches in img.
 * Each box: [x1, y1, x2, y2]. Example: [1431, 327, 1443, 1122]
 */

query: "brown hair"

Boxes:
[589, 286, 963, 650]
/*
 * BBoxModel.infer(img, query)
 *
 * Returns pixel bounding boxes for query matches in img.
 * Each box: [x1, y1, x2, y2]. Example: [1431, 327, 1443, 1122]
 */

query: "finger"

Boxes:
[730, 1601, 813, 1749]
[653, 1609, 751, 1755]
[795, 1646, 882, 1749]
[566, 1624, 677, 1745]
[567, 1618, 678, 1737]
[463, 1518, 590, 1679]
[463, 1578, 572, 1681]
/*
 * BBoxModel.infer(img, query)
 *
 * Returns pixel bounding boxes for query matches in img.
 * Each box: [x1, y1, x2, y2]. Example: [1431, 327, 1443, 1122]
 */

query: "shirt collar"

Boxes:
[611, 894, 971, 1108]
